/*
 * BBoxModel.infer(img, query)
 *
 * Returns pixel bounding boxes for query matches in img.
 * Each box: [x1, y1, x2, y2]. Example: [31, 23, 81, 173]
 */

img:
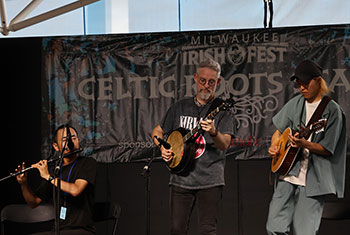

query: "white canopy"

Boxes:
[1, 0, 349, 37]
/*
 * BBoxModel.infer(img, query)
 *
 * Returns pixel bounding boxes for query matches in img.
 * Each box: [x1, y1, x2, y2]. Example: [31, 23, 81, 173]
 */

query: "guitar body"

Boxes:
[271, 128, 301, 176]
[166, 128, 196, 175]
[271, 119, 327, 176]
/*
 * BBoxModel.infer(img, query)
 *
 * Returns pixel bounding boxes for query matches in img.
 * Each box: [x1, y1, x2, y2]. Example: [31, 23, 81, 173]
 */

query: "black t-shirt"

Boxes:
[35, 156, 97, 233]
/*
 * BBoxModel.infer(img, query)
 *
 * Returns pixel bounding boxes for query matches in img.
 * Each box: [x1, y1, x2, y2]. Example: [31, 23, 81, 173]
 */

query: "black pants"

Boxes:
[170, 185, 223, 235]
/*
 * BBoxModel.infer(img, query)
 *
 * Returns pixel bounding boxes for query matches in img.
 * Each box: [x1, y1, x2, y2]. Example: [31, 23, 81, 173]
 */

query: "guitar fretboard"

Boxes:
[182, 104, 224, 143]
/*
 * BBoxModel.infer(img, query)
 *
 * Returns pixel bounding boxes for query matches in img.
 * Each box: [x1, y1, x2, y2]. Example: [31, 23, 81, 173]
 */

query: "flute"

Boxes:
[0, 148, 83, 182]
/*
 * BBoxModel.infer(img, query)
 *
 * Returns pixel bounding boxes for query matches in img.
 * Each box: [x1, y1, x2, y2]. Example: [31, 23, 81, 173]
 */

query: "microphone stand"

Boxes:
[54, 153, 64, 235]
[141, 147, 158, 235]
[54, 126, 71, 235]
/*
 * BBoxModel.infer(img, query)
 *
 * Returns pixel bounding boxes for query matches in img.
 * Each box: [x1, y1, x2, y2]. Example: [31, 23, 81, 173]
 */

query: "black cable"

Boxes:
[263, 0, 268, 28]
[263, 0, 274, 29]
[269, 0, 273, 28]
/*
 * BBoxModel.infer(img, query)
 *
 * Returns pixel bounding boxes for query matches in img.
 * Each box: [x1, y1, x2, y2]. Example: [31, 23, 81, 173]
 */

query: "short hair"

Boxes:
[197, 58, 221, 78]
[53, 124, 78, 143]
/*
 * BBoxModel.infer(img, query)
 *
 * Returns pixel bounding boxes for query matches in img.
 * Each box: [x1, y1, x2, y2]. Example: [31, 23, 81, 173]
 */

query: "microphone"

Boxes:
[65, 124, 75, 151]
[154, 136, 171, 149]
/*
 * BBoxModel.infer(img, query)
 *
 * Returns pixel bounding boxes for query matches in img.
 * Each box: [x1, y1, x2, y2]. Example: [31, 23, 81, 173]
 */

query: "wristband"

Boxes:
[47, 175, 54, 183]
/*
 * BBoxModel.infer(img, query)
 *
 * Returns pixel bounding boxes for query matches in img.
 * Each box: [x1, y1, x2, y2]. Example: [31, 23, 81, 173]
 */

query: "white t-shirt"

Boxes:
[281, 99, 322, 186]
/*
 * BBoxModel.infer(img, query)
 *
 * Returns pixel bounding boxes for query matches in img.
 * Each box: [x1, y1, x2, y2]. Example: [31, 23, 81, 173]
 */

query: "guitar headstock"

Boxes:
[299, 119, 327, 138]
[308, 119, 327, 134]
[206, 99, 234, 120]
[310, 119, 327, 134]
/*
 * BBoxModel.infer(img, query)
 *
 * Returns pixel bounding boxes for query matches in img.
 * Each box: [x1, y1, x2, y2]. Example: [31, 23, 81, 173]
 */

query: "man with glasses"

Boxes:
[152, 58, 235, 235]
[266, 59, 347, 235]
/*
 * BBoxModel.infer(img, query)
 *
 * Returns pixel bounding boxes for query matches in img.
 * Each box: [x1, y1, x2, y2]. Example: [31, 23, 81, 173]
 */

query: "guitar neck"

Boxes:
[182, 105, 223, 142]
[183, 125, 200, 142]
[301, 130, 311, 140]
[300, 122, 322, 140]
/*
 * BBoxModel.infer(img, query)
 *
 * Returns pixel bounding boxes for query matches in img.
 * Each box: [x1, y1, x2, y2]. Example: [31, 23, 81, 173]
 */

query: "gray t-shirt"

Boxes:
[161, 97, 235, 189]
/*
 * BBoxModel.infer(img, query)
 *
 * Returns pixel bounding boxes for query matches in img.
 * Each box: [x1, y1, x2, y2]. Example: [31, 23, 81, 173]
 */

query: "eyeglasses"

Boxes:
[197, 76, 217, 87]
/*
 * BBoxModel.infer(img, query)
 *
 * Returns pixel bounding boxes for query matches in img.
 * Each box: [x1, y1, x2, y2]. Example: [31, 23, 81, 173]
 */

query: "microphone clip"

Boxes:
[65, 124, 75, 152]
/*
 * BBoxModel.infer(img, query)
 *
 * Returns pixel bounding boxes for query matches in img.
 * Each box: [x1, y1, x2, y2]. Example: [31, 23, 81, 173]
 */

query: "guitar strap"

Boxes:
[305, 95, 331, 127]
[205, 97, 224, 117]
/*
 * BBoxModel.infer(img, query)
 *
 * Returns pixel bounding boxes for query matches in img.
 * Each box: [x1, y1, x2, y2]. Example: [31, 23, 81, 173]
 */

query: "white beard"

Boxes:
[198, 92, 212, 101]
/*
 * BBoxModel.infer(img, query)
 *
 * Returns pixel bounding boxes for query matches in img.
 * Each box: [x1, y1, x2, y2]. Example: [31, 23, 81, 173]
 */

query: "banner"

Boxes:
[41, 24, 350, 162]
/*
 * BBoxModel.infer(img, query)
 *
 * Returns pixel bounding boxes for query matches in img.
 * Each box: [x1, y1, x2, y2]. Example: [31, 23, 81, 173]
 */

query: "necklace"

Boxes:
[194, 96, 205, 107]
[194, 96, 215, 107]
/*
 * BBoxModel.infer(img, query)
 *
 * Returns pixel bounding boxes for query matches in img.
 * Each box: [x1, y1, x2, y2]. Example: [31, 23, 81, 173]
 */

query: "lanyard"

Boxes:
[60, 160, 77, 198]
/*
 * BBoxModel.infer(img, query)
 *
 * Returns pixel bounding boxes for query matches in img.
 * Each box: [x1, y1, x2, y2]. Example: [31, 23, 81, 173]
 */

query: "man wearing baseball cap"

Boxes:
[266, 59, 347, 235]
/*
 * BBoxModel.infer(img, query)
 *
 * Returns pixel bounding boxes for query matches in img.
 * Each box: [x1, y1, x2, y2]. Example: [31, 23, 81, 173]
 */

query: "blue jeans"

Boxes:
[170, 185, 223, 235]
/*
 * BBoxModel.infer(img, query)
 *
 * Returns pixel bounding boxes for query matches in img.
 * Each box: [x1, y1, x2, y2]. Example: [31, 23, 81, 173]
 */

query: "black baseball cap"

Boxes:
[290, 59, 323, 84]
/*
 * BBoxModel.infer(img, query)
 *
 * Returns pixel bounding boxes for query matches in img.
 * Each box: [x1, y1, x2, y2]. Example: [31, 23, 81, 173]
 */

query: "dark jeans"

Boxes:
[170, 185, 223, 235]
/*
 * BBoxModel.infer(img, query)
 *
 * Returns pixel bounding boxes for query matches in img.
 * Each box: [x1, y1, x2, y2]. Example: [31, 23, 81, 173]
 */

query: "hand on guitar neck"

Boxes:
[288, 131, 331, 156]
[269, 129, 316, 159]
[269, 129, 330, 159]
[200, 119, 217, 136]
[287, 131, 307, 148]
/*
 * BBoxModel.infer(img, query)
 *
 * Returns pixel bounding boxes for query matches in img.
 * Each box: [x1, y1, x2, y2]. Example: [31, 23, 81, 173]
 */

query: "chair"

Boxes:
[93, 201, 121, 235]
[1, 203, 55, 235]
[322, 201, 350, 220]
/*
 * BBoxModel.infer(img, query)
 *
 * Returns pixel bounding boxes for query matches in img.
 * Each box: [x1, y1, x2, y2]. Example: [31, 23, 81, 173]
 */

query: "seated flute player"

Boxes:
[15, 125, 97, 235]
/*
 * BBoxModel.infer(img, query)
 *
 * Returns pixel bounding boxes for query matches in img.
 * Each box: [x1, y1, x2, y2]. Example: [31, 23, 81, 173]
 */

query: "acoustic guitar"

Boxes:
[271, 119, 327, 176]
[165, 99, 234, 175]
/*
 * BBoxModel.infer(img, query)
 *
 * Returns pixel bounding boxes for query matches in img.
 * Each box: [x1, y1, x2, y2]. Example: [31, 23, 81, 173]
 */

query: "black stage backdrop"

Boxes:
[41, 24, 350, 163]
